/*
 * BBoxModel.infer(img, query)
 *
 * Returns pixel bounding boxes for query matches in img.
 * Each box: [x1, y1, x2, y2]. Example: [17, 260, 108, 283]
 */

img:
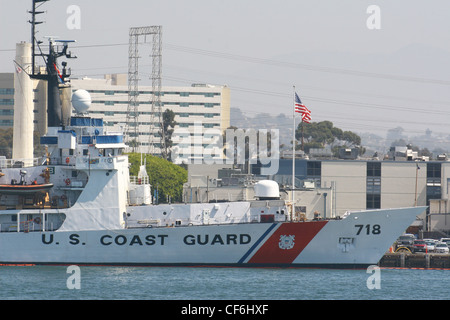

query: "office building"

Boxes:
[71, 75, 230, 158]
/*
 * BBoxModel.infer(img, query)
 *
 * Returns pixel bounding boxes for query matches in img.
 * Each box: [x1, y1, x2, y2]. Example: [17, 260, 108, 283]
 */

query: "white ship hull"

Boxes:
[0, 206, 424, 268]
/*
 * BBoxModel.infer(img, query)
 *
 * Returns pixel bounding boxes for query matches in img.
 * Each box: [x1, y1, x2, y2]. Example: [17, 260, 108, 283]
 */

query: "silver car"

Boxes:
[435, 242, 449, 254]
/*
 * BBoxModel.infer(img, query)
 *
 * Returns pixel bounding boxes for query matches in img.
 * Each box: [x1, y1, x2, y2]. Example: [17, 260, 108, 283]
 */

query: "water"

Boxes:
[0, 265, 448, 300]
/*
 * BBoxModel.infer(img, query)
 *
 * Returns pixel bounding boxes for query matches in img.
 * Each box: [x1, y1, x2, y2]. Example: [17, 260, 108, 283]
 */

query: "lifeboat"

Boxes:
[0, 183, 53, 195]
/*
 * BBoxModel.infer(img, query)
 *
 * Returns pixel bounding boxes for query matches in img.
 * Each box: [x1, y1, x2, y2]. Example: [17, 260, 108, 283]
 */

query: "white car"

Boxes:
[435, 242, 449, 254]
[424, 239, 437, 252]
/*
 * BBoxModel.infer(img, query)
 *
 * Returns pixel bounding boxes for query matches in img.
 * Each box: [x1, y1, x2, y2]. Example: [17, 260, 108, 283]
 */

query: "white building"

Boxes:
[1, 69, 231, 161]
[71, 75, 230, 158]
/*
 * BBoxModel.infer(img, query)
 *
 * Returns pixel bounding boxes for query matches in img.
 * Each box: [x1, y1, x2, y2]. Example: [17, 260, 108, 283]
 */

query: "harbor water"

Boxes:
[0, 265, 448, 300]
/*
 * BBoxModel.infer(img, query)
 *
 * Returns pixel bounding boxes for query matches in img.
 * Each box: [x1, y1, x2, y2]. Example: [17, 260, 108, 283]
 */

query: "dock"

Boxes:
[379, 253, 450, 269]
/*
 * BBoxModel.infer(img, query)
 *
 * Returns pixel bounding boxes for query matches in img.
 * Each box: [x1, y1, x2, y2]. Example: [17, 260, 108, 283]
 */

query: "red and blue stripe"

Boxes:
[239, 221, 328, 265]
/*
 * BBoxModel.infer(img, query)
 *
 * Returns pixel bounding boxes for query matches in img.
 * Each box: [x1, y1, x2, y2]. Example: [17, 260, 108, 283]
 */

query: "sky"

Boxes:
[1, 0, 450, 141]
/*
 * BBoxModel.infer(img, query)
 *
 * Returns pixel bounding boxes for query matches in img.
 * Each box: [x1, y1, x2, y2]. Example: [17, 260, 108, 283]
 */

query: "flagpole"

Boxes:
[301, 121, 304, 151]
[292, 86, 296, 218]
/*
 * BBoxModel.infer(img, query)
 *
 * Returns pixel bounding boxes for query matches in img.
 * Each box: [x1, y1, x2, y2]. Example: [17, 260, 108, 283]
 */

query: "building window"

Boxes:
[426, 163, 441, 206]
[367, 161, 381, 177]
[305, 161, 321, 188]
[366, 162, 381, 209]
[0, 99, 14, 105]
[366, 177, 381, 194]
[427, 162, 441, 186]
[0, 119, 13, 126]
[307, 161, 321, 176]
[0, 88, 14, 95]
[0, 109, 13, 115]
[367, 194, 381, 209]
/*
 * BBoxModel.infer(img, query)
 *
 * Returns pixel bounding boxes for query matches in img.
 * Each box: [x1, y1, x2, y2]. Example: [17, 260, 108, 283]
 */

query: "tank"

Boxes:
[254, 180, 280, 200]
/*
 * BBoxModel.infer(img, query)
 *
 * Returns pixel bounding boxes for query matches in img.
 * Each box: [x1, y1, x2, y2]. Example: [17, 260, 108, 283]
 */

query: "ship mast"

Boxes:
[28, 0, 76, 128]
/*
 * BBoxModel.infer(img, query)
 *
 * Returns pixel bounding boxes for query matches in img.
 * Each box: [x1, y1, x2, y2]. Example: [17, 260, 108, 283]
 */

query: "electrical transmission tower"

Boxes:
[126, 26, 163, 155]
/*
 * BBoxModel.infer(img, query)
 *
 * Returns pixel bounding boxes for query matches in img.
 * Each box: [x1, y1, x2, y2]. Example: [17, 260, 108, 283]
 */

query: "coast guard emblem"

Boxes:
[279, 235, 295, 250]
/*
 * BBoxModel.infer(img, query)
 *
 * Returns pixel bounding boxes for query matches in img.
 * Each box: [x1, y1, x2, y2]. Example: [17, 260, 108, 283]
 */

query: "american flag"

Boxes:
[294, 92, 311, 123]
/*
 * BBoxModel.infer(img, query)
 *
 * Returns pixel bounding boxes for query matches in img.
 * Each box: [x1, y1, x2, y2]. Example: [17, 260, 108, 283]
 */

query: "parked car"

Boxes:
[424, 239, 437, 252]
[439, 238, 450, 246]
[396, 234, 415, 249]
[435, 242, 449, 254]
[412, 240, 427, 253]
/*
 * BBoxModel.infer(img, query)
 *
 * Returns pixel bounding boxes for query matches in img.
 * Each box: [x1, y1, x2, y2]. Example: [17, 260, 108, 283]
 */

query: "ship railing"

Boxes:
[75, 155, 118, 170]
[129, 175, 150, 185]
[0, 221, 59, 233]
[0, 157, 40, 169]
[125, 214, 272, 228]
[39, 155, 118, 168]
[45, 157, 74, 166]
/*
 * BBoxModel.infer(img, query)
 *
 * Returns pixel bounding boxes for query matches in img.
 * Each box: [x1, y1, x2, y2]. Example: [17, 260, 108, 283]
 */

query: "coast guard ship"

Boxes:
[0, 1, 425, 268]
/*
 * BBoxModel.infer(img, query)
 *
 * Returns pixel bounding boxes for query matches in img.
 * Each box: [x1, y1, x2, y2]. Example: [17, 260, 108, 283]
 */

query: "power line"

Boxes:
[162, 43, 450, 86]
[6, 40, 450, 86]
[162, 75, 448, 116]
[163, 63, 450, 107]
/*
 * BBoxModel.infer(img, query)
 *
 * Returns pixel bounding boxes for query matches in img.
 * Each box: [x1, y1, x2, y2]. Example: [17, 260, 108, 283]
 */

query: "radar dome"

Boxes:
[254, 180, 280, 200]
[71, 89, 91, 114]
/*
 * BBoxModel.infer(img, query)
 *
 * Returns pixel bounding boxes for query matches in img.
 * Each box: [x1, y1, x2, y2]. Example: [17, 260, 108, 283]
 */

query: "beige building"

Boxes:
[1, 71, 231, 159]
[71, 75, 230, 157]
[0, 71, 47, 135]
[0, 73, 14, 128]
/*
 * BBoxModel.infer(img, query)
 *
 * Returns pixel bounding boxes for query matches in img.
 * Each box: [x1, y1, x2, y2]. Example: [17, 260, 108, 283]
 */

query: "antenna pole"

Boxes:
[292, 86, 296, 217]
[29, 0, 48, 76]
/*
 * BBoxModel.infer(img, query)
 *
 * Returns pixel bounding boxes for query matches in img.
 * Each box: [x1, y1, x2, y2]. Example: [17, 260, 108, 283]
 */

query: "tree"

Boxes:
[160, 109, 176, 160]
[295, 121, 362, 154]
[0, 129, 47, 159]
[0, 128, 13, 158]
[128, 153, 187, 203]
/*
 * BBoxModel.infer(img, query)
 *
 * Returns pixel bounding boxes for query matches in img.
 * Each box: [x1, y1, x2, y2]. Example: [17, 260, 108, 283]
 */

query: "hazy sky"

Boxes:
[1, 1, 450, 140]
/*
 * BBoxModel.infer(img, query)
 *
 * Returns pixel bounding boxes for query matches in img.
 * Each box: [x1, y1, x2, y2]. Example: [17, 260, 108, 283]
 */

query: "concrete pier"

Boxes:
[379, 253, 450, 269]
